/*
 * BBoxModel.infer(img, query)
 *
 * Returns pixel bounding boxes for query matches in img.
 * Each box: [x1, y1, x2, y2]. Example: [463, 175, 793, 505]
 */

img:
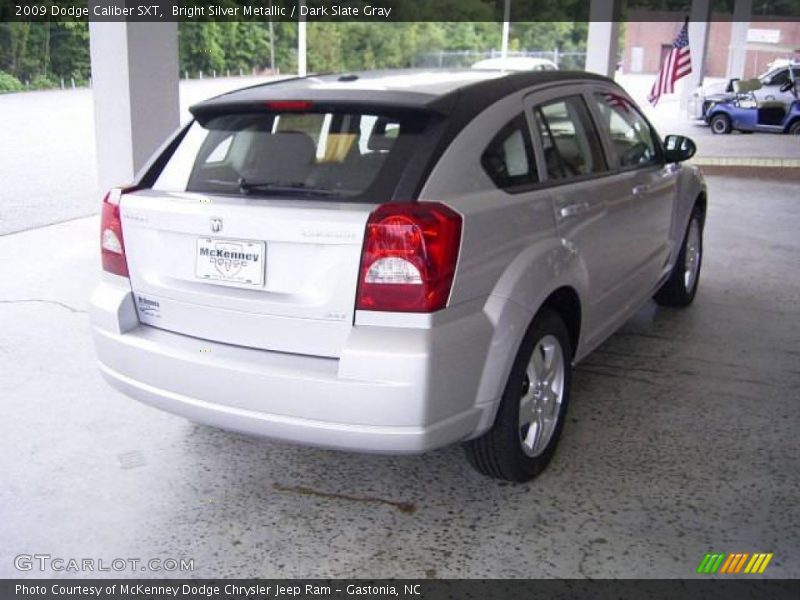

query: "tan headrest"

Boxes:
[758, 101, 787, 109]
[734, 79, 762, 93]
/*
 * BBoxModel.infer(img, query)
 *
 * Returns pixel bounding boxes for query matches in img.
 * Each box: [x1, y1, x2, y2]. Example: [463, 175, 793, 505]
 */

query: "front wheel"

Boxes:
[788, 121, 800, 135]
[464, 308, 572, 482]
[654, 206, 704, 307]
[710, 113, 732, 134]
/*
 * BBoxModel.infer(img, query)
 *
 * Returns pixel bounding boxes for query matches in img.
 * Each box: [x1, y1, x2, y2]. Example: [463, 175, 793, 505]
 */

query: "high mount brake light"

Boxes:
[356, 202, 462, 313]
[100, 186, 137, 277]
[265, 100, 314, 112]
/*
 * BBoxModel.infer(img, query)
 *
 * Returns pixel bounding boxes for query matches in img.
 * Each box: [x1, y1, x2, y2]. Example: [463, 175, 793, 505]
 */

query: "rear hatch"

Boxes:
[122, 104, 434, 358]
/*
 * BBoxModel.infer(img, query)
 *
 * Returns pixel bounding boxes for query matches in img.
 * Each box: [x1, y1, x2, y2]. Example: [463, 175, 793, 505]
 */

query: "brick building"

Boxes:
[623, 11, 800, 78]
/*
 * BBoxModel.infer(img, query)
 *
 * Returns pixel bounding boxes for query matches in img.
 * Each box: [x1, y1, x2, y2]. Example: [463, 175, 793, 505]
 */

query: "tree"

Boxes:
[179, 22, 226, 76]
[0, 22, 90, 86]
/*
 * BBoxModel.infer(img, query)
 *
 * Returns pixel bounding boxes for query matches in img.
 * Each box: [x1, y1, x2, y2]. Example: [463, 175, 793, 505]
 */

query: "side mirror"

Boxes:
[664, 135, 697, 163]
[780, 80, 796, 94]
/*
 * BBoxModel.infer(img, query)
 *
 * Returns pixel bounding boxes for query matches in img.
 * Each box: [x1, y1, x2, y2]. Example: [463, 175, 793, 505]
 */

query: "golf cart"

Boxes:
[705, 76, 800, 135]
[688, 61, 799, 120]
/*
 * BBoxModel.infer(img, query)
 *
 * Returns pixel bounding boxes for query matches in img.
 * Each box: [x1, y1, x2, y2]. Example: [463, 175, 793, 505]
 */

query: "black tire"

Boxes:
[710, 113, 732, 134]
[654, 206, 704, 307]
[788, 121, 800, 135]
[464, 308, 572, 482]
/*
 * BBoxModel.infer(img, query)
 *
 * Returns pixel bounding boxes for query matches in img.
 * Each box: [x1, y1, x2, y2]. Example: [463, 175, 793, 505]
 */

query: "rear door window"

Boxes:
[534, 96, 606, 181]
[153, 109, 429, 200]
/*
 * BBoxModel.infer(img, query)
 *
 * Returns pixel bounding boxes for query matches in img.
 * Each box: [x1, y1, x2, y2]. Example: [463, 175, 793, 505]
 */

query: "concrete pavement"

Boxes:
[1, 175, 798, 578]
[0, 77, 276, 236]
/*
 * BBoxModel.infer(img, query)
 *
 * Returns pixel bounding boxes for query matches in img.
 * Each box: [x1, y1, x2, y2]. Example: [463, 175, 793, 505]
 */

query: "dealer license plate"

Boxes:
[195, 237, 265, 287]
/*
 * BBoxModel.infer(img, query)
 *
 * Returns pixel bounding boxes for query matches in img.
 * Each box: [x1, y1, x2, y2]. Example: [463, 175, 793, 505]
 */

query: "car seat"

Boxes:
[240, 131, 316, 185]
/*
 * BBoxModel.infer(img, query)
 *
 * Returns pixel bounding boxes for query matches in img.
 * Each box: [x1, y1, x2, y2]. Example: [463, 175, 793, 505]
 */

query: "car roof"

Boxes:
[177, 69, 627, 204]
[190, 68, 618, 121]
[472, 57, 558, 70]
[762, 62, 799, 76]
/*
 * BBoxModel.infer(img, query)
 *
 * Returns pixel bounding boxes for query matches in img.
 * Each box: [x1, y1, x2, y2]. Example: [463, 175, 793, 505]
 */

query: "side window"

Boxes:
[593, 92, 659, 168]
[534, 96, 605, 181]
[769, 69, 789, 86]
[481, 114, 538, 191]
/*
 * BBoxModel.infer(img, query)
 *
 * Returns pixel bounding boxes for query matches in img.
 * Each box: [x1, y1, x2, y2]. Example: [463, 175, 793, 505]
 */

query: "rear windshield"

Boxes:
[153, 109, 430, 200]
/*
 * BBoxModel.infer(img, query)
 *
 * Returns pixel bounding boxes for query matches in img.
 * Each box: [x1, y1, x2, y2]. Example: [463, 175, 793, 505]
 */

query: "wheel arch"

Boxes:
[709, 108, 731, 119]
[694, 190, 708, 226]
[784, 117, 800, 134]
[540, 286, 582, 359]
[469, 280, 585, 439]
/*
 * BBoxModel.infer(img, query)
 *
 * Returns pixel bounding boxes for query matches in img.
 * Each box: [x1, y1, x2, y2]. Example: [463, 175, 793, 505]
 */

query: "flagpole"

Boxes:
[681, 0, 713, 111]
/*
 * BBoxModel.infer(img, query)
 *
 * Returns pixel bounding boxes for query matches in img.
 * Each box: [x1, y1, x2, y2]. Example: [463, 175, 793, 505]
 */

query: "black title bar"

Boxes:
[2, 0, 800, 22]
[3, 579, 800, 600]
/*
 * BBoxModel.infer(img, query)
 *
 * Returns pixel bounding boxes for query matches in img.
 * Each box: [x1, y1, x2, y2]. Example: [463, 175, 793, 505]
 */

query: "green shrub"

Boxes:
[28, 74, 58, 90]
[0, 71, 23, 93]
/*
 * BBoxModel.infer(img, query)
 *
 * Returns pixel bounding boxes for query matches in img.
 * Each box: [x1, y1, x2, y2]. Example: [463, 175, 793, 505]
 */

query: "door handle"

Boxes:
[559, 201, 591, 217]
[632, 184, 651, 197]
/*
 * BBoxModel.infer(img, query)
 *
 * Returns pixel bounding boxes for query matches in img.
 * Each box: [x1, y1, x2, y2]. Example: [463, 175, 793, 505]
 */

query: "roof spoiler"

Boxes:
[189, 98, 448, 126]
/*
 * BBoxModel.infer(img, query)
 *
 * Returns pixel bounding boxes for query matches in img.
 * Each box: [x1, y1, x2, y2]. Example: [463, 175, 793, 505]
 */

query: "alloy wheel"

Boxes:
[684, 218, 702, 291]
[518, 335, 565, 458]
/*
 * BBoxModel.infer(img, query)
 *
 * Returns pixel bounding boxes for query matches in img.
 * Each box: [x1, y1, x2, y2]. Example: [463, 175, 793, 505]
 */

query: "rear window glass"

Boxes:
[153, 110, 429, 200]
[481, 114, 538, 191]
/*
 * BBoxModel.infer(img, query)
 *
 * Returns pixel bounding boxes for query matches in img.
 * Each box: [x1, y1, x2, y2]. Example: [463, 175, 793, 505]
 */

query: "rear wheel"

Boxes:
[654, 206, 704, 307]
[464, 308, 572, 482]
[788, 121, 800, 135]
[710, 113, 732, 134]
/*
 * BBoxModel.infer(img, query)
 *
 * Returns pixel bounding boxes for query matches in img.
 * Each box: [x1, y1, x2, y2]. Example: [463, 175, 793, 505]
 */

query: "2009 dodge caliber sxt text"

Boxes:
[91, 70, 706, 482]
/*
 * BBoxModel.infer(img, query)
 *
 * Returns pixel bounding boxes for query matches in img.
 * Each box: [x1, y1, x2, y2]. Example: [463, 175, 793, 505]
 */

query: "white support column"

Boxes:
[681, 0, 713, 109]
[298, 0, 307, 77]
[585, 0, 621, 78]
[726, 0, 752, 79]
[89, 20, 179, 192]
[500, 0, 510, 60]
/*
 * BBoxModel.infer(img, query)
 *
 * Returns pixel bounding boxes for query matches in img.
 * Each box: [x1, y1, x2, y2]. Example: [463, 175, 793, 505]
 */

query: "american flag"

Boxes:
[648, 19, 693, 106]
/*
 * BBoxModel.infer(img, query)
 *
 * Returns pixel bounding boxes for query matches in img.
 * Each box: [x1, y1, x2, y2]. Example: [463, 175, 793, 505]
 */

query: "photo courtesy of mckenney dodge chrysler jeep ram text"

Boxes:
[90, 69, 706, 482]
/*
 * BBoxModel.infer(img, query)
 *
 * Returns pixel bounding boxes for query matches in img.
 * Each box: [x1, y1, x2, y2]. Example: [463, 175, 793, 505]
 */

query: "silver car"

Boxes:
[90, 69, 706, 482]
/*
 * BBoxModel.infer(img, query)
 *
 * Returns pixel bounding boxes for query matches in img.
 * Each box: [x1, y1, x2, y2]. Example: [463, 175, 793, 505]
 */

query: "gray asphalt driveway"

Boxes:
[0, 77, 271, 236]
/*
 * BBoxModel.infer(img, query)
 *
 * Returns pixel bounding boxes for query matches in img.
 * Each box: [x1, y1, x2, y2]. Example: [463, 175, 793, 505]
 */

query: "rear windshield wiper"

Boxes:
[237, 178, 340, 197]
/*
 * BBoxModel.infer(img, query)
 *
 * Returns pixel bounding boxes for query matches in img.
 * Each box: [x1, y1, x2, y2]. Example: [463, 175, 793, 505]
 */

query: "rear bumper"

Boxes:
[90, 280, 494, 454]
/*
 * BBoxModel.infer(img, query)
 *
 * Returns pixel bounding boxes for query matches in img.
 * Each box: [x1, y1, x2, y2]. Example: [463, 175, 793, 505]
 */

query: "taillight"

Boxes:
[100, 186, 135, 277]
[356, 202, 462, 313]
